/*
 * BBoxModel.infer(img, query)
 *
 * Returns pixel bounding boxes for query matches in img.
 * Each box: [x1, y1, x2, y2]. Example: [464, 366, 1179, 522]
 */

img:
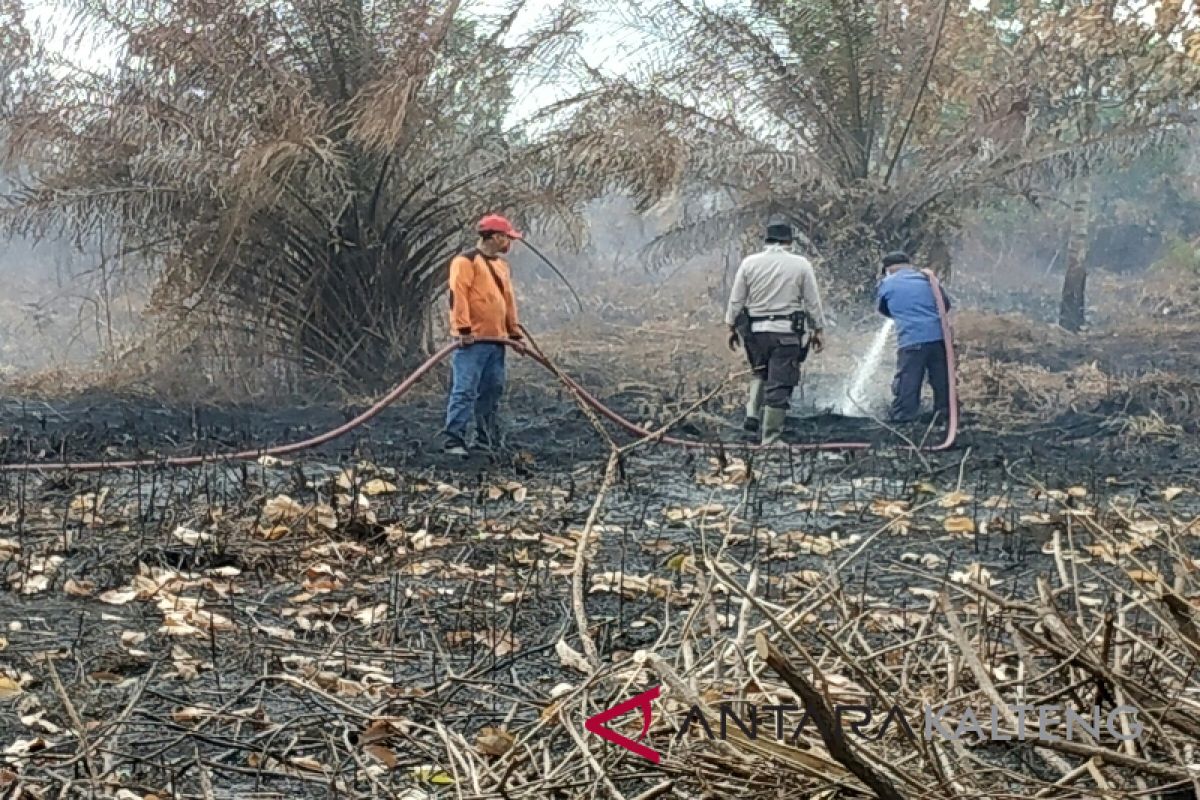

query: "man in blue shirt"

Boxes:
[876, 251, 952, 423]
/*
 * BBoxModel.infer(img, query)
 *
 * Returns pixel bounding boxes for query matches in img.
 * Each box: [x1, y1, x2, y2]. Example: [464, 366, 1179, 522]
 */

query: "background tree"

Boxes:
[2, 0, 590, 388]
[552, 0, 1200, 304]
[1040, 0, 1200, 329]
[0, 1, 30, 117]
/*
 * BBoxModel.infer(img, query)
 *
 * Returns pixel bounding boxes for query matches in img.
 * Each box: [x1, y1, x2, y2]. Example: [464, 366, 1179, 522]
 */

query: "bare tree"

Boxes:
[2, 0, 592, 387]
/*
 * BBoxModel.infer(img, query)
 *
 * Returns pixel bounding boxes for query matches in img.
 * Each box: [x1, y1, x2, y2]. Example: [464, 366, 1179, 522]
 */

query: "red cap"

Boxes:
[477, 214, 523, 240]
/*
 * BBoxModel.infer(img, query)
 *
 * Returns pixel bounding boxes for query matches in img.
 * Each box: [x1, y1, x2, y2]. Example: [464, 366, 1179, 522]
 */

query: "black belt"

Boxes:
[748, 313, 796, 322]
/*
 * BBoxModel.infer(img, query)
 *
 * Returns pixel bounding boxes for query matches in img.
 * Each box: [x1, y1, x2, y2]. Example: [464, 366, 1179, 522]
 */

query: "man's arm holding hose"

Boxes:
[502, 266, 525, 351]
[449, 256, 475, 345]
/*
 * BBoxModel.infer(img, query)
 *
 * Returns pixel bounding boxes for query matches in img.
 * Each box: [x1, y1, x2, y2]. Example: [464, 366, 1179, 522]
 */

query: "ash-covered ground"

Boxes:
[0, 330, 1198, 799]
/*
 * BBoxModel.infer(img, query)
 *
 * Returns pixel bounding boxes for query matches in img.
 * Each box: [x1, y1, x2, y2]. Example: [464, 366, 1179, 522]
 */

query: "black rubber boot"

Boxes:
[442, 434, 468, 456]
[474, 414, 505, 452]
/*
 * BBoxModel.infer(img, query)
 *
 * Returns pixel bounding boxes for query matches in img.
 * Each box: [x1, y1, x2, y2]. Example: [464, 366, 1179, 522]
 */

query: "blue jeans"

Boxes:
[443, 343, 506, 445]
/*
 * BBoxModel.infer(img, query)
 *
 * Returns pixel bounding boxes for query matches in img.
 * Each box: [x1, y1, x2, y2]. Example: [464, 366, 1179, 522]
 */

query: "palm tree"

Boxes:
[2, 0, 590, 387]
[553, 0, 1200, 299]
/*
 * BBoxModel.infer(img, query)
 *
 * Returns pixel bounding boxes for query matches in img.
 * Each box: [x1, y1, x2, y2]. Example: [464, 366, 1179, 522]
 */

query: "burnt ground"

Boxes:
[0, 333, 1199, 799]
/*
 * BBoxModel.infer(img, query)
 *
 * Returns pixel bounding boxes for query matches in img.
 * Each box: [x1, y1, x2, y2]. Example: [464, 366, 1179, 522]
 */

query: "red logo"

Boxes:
[584, 686, 662, 763]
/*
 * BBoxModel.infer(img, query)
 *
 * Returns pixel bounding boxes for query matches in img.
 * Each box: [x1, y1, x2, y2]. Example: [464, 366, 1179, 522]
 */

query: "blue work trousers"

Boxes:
[443, 343, 506, 445]
[889, 340, 949, 422]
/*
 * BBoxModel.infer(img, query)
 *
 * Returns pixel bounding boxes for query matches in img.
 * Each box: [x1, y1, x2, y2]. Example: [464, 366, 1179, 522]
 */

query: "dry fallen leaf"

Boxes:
[3, 737, 47, 757]
[475, 726, 515, 757]
[308, 503, 339, 532]
[1127, 569, 1162, 584]
[303, 563, 345, 593]
[121, 631, 147, 647]
[172, 526, 211, 546]
[943, 516, 976, 535]
[950, 562, 1000, 588]
[290, 756, 325, 773]
[938, 491, 973, 508]
[354, 604, 388, 627]
[364, 744, 398, 769]
[870, 498, 909, 518]
[362, 479, 398, 496]
[265, 495, 305, 522]
[555, 638, 592, 674]
[474, 630, 519, 657]
[98, 587, 138, 606]
[335, 469, 356, 491]
[257, 624, 296, 641]
[258, 524, 291, 541]
[171, 706, 214, 724]
[0, 675, 23, 699]
[445, 630, 473, 647]
[64, 578, 96, 597]
[0, 540, 20, 565]
[68, 489, 109, 526]
[1128, 519, 1161, 537]
[360, 718, 408, 745]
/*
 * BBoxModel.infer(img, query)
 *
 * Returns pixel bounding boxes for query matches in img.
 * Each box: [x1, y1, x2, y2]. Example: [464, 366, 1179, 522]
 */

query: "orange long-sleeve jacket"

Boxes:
[448, 250, 520, 339]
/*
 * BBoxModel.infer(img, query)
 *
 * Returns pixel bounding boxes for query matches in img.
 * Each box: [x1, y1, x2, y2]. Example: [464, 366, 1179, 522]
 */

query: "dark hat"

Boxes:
[882, 250, 911, 268]
[765, 223, 794, 242]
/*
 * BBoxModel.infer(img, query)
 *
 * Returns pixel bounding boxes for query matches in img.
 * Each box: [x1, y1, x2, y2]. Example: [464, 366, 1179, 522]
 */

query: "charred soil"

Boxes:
[0, 319, 1198, 800]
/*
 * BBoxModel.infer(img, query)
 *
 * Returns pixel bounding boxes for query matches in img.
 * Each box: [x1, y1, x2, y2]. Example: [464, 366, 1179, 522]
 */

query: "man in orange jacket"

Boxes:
[441, 214, 525, 455]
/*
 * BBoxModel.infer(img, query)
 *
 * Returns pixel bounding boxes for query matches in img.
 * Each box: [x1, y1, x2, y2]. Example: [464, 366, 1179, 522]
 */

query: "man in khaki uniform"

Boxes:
[725, 223, 826, 444]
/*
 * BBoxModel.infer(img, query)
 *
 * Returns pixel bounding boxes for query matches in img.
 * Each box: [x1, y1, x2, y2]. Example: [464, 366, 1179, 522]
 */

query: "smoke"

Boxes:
[0, 227, 147, 371]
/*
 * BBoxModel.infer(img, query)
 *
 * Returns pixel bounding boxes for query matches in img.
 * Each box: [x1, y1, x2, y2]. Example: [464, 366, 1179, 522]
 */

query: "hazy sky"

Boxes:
[20, 0, 642, 102]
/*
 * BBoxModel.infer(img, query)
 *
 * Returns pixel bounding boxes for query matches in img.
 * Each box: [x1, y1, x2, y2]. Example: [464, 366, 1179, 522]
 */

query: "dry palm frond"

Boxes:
[2, 0, 595, 388]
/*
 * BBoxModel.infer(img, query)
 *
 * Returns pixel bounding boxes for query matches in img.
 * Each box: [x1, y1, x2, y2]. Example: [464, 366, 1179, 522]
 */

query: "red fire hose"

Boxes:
[0, 272, 956, 472]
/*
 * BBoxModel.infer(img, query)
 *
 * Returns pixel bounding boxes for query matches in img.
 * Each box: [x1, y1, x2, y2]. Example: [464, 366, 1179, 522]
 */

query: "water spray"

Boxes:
[837, 319, 895, 417]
